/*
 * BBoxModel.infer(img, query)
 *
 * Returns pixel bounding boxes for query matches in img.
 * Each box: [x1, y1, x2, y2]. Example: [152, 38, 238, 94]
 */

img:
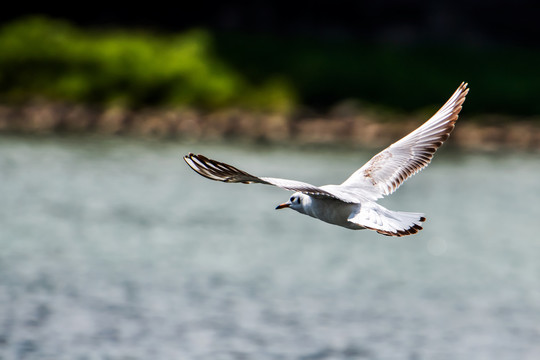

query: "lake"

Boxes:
[0, 135, 539, 360]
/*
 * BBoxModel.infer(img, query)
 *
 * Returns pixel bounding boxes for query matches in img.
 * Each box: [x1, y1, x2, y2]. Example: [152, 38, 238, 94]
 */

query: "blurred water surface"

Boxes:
[0, 135, 539, 360]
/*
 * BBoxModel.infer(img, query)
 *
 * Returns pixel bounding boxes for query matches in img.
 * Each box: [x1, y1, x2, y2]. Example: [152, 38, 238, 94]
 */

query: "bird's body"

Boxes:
[184, 82, 469, 236]
[292, 194, 362, 229]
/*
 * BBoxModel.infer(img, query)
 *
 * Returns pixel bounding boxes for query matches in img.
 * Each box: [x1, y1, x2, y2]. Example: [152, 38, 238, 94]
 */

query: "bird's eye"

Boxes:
[290, 196, 295, 203]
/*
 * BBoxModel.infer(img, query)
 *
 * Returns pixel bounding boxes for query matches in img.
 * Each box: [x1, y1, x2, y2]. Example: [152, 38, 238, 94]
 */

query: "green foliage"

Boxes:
[0, 17, 296, 112]
[1, 17, 539, 117]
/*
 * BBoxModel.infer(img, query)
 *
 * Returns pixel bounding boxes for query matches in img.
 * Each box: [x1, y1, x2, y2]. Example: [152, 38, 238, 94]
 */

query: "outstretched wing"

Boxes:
[340, 82, 469, 200]
[184, 153, 346, 201]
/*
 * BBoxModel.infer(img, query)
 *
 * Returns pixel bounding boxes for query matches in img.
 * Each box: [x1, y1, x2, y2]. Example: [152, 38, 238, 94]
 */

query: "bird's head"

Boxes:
[275, 192, 307, 213]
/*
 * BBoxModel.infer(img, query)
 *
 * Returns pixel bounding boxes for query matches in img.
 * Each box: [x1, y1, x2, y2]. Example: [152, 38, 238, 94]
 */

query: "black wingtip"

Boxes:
[184, 153, 199, 163]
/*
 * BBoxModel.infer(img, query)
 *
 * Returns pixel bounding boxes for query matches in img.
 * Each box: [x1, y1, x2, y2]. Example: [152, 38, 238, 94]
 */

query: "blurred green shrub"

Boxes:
[2, 17, 540, 118]
[0, 17, 296, 112]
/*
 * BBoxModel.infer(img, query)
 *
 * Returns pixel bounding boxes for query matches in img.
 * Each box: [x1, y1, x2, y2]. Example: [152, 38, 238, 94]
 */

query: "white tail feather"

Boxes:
[348, 203, 426, 237]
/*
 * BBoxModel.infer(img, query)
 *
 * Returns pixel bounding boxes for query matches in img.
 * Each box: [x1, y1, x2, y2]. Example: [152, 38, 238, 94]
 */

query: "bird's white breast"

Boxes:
[301, 196, 364, 230]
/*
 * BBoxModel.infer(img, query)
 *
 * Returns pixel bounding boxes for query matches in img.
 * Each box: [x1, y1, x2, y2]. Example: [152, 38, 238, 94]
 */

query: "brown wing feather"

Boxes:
[184, 153, 269, 184]
[341, 82, 469, 199]
[184, 153, 345, 200]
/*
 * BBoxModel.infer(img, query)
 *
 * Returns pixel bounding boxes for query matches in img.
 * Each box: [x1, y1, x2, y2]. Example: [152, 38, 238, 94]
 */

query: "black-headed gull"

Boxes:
[184, 82, 469, 236]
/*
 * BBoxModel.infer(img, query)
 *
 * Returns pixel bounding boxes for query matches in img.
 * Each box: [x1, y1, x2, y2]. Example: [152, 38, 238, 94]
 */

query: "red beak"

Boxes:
[275, 202, 290, 210]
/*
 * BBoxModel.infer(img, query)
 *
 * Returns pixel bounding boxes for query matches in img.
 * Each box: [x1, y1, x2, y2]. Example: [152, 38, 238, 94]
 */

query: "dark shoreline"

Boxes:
[1, 101, 539, 151]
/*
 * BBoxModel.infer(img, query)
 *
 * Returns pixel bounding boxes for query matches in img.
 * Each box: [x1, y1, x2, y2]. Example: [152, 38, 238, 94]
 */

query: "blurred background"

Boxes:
[1, 3, 539, 360]
[1, 2, 540, 148]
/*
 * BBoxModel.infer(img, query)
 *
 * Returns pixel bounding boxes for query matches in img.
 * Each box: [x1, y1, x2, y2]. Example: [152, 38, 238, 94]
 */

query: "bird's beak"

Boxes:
[275, 202, 291, 210]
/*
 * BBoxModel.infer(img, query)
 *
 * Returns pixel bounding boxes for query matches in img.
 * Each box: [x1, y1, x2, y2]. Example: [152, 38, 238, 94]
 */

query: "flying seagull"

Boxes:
[184, 82, 469, 236]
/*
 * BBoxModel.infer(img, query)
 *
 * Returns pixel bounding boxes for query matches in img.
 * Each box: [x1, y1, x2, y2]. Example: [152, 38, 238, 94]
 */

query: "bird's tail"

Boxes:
[348, 203, 426, 237]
